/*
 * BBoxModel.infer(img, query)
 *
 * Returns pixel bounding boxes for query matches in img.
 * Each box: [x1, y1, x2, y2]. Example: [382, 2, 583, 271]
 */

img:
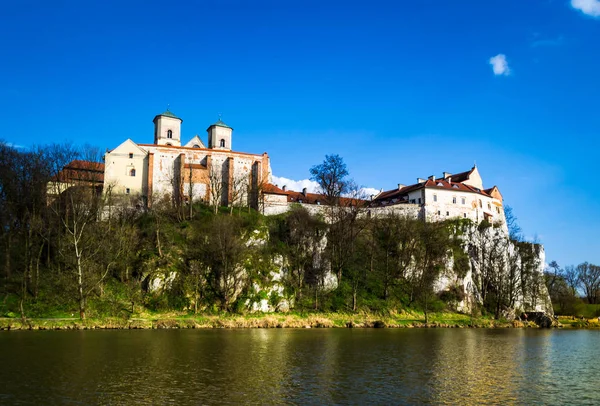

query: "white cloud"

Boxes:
[489, 54, 511, 76]
[4, 142, 26, 149]
[271, 175, 381, 198]
[271, 176, 320, 193]
[360, 187, 382, 198]
[530, 35, 564, 48]
[571, 0, 600, 17]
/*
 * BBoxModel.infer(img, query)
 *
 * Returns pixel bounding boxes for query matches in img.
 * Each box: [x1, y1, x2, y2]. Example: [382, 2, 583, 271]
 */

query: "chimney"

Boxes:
[302, 187, 307, 195]
[282, 185, 286, 191]
[417, 178, 426, 184]
[428, 175, 436, 181]
[398, 184, 405, 190]
[443, 172, 452, 179]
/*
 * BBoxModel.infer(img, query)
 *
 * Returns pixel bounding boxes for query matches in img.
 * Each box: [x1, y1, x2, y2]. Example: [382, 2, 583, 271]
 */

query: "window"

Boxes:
[418, 197, 421, 204]
[479, 199, 482, 208]
[433, 194, 437, 202]
[128, 153, 133, 159]
[129, 168, 136, 177]
[488, 203, 492, 210]
[193, 144, 200, 148]
[167, 130, 173, 139]
[452, 196, 457, 204]
[166, 143, 172, 146]
[220, 139, 225, 147]
[463, 213, 467, 218]
[461, 197, 466, 205]
[437, 211, 441, 215]
[446, 211, 449, 216]
[126, 188, 130, 195]
[497, 207, 500, 214]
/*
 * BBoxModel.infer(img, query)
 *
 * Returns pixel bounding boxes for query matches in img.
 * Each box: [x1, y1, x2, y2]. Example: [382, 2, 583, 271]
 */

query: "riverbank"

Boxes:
[1, 312, 595, 330]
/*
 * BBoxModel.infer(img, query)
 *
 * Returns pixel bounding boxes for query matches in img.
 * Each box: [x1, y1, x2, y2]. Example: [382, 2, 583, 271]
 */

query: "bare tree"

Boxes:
[186, 162, 195, 220]
[195, 216, 248, 311]
[229, 172, 248, 215]
[563, 265, 579, 297]
[577, 262, 600, 304]
[414, 221, 450, 323]
[0, 143, 51, 318]
[504, 205, 522, 241]
[51, 145, 111, 319]
[208, 164, 226, 214]
[276, 205, 326, 306]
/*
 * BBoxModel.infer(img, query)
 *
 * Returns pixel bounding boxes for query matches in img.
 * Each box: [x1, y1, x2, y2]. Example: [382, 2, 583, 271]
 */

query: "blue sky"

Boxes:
[1, 0, 599, 267]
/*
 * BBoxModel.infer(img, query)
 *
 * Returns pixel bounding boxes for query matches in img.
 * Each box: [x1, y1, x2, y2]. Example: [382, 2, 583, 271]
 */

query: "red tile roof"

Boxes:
[263, 184, 367, 207]
[262, 183, 288, 195]
[52, 160, 104, 183]
[448, 167, 475, 183]
[371, 170, 501, 207]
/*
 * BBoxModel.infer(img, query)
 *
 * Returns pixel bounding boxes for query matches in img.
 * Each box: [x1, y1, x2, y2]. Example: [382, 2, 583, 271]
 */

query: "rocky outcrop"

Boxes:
[435, 221, 552, 318]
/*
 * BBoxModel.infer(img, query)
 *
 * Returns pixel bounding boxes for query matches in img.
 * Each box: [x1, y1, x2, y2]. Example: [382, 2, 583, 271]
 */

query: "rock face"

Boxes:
[229, 220, 553, 317]
[140, 217, 551, 318]
[435, 222, 553, 318]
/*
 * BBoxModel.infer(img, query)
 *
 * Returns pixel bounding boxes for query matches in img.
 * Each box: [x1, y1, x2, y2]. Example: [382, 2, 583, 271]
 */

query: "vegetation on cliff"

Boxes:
[0, 144, 556, 324]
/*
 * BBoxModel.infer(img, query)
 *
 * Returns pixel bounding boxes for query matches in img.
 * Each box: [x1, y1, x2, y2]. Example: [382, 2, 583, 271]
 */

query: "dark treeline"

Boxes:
[0, 145, 552, 320]
[544, 261, 600, 316]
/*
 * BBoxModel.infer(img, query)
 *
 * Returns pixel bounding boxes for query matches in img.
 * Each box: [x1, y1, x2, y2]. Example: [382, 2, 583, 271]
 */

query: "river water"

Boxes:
[0, 328, 598, 405]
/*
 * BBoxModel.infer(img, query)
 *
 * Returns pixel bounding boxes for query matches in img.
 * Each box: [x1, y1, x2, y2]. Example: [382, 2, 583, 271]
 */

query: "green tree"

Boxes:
[309, 154, 349, 206]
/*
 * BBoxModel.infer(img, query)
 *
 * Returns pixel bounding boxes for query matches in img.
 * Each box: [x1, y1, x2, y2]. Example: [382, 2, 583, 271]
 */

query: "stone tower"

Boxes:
[207, 119, 233, 150]
[153, 109, 183, 146]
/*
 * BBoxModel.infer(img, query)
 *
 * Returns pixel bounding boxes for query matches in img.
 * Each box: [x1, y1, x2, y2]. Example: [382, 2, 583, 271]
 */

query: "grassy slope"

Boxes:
[0, 310, 564, 330]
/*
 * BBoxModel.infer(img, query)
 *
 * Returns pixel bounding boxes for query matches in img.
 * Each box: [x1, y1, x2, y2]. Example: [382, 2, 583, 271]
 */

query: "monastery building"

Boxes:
[103, 110, 271, 208]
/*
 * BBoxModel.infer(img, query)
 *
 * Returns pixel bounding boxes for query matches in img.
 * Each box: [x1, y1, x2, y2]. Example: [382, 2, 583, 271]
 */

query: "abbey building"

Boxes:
[50, 109, 505, 228]
[103, 110, 270, 208]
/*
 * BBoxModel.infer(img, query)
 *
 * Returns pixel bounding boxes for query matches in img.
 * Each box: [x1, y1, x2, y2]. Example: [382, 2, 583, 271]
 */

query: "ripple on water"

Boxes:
[0, 329, 599, 404]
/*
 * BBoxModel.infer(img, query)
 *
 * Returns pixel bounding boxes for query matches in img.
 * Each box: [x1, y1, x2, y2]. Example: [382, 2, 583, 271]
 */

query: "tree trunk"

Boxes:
[34, 243, 43, 298]
[5, 232, 11, 278]
[20, 274, 26, 320]
[75, 239, 86, 320]
[156, 228, 163, 257]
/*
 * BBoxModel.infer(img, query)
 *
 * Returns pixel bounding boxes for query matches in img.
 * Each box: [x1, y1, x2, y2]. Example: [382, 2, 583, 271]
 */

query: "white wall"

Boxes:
[104, 140, 148, 196]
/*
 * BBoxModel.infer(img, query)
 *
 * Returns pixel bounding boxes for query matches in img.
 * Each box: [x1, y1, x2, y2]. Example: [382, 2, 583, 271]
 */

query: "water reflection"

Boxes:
[1, 329, 599, 404]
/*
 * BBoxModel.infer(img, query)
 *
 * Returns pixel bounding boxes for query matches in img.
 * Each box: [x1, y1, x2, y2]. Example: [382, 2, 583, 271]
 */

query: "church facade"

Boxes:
[103, 110, 271, 208]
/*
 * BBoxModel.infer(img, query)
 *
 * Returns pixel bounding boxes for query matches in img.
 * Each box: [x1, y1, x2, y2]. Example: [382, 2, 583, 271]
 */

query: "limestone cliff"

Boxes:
[435, 221, 552, 318]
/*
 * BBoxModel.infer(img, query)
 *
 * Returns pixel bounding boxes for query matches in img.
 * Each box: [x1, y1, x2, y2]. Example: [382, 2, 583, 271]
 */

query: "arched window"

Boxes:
[193, 144, 200, 148]
[129, 168, 136, 177]
[166, 143, 172, 146]
[167, 130, 173, 139]
[220, 139, 225, 147]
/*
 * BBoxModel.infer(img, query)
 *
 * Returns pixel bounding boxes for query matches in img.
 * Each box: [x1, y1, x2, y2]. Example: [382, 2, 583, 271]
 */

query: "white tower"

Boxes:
[153, 109, 183, 146]
[207, 119, 233, 150]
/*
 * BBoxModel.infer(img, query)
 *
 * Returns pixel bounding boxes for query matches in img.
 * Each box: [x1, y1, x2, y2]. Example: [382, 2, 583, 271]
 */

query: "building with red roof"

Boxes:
[370, 165, 505, 225]
[103, 110, 271, 208]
